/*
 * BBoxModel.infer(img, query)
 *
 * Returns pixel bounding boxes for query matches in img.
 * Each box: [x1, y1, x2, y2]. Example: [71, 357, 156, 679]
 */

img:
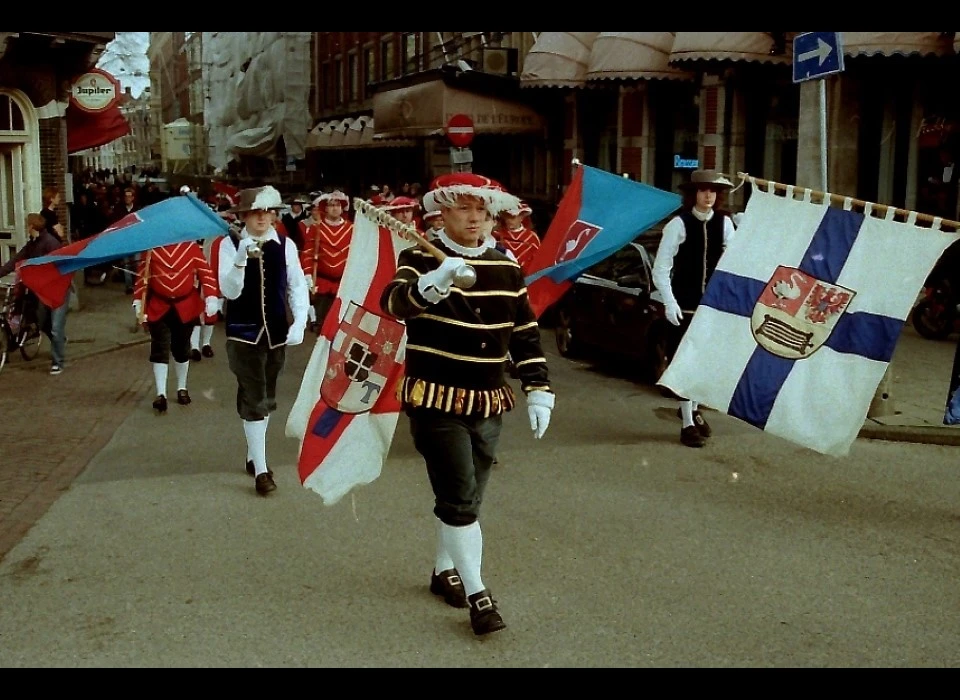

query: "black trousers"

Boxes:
[408, 407, 502, 527]
[148, 308, 196, 364]
[226, 335, 286, 421]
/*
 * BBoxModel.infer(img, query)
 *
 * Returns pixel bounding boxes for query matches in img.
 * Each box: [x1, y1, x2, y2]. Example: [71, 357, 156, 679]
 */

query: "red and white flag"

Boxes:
[286, 204, 413, 505]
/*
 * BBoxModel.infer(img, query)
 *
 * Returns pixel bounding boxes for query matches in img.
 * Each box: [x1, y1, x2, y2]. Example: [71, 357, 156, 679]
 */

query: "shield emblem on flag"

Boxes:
[320, 301, 405, 414]
[554, 219, 602, 265]
[751, 265, 856, 360]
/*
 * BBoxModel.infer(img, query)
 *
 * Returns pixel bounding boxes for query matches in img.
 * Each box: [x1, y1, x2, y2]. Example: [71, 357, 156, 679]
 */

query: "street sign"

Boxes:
[446, 114, 475, 148]
[793, 32, 844, 83]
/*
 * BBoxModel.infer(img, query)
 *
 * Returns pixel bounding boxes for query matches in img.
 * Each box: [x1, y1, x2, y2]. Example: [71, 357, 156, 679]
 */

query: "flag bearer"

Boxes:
[218, 186, 309, 496]
[652, 169, 737, 448]
[300, 190, 353, 333]
[380, 173, 555, 637]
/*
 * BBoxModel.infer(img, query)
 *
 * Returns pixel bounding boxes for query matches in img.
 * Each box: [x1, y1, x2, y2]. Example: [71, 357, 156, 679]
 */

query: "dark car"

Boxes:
[553, 238, 670, 384]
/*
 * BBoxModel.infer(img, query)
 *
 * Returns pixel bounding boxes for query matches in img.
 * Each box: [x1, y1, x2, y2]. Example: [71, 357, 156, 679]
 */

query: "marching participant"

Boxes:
[493, 200, 540, 276]
[132, 238, 219, 414]
[218, 186, 309, 496]
[422, 210, 443, 241]
[380, 173, 555, 637]
[189, 232, 226, 362]
[300, 190, 353, 332]
[382, 196, 421, 231]
[652, 169, 736, 448]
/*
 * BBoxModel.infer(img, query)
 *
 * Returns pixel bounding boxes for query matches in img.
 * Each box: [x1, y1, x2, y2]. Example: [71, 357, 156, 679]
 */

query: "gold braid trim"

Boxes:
[396, 376, 516, 417]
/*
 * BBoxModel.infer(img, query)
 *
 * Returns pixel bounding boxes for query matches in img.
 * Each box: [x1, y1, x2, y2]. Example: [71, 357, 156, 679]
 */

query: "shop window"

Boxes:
[381, 38, 394, 81]
[349, 53, 359, 102]
[363, 46, 375, 97]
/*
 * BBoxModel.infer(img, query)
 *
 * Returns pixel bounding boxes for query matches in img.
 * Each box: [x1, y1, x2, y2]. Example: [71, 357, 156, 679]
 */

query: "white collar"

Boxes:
[436, 228, 495, 258]
[692, 207, 714, 222]
[241, 226, 280, 244]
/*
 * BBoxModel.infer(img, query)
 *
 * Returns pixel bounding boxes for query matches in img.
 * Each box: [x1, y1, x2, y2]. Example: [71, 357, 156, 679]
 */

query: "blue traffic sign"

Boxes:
[792, 32, 845, 83]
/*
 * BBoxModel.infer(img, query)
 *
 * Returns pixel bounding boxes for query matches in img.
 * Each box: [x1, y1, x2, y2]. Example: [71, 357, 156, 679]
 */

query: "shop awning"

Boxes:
[307, 115, 417, 150]
[586, 32, 695, 82]
[328, 118, 354, 149]
[670, 32, 792, 65]
[842, 32, 953, 58]
[373, 80, 545, 139]
[306, 120, 329, 149]
[520, 32, 600, 87]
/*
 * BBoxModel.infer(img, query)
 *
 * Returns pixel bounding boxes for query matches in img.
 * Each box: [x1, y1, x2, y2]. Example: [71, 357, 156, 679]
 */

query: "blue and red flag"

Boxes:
[524, 164, 682, 318]
[17, 194, 229, 309]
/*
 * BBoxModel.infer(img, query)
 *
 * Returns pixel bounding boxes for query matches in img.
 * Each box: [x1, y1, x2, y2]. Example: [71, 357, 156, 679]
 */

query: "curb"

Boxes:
[858, 423, 960, 447]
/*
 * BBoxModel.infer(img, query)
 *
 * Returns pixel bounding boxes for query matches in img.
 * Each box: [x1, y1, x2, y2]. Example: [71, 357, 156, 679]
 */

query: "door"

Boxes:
[0, 143, 25, 271]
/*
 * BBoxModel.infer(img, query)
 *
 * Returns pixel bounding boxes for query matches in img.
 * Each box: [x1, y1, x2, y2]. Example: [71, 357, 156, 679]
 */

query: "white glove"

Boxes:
[233, 237, 261, 267]
[416, 256, 467, 304]
[204, 296, 219, 318]
[132, 300, 143, 320]
[526, 390, 555, 440]
[665, 301, 683, 327]
[286, 324, 305, 347]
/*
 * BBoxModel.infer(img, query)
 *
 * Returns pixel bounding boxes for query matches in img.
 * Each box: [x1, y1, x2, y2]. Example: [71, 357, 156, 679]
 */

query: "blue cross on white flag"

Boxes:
[658, 180, 960, 457]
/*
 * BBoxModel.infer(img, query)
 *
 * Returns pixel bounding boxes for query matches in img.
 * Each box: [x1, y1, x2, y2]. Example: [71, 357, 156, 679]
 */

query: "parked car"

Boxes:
[553, 238, 670, 384]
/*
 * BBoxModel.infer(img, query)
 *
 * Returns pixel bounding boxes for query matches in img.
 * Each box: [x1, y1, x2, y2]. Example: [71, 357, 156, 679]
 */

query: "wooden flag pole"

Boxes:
[353, 199, 476, 288]
[737, 173, 960, 231]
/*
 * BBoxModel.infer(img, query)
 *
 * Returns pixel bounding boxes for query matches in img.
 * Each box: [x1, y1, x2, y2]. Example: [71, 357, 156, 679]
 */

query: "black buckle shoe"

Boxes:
[680, 425, 706, 448]
[152, 395, 167, 414]
[201, 345, 214, 358]
[190, 349, 202, 362]
[468, 589, 506, 636]
[430, 569, 468, 608]
[255, 472, 277, 495]
[677, 407, 711, 439]
[177, 389, 191, 405]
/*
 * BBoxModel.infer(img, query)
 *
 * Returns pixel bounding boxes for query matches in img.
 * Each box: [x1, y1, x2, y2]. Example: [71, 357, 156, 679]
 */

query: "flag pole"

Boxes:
[353, 199, 476, 288]
[737, 172, 960, 231]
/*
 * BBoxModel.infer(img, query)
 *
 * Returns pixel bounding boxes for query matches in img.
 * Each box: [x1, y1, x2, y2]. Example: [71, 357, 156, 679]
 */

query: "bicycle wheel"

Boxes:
[17, 321, 42, 361]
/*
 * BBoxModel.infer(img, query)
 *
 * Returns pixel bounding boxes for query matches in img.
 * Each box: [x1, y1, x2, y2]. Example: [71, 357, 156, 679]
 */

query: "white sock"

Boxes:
[201, 324, 214, 347]
[243, 419, 268, 476]
[174, 361, 189, 391]
[691, 400, 699, 412]
[434, 518, 455, 575]
[152, 362, 168, 397]
[680, 400, 695, 429]
[308, 306, 317, 323]
[250, 415, 270, 462]
[190, 326, 201, 351]
[440, 521, 484, 596]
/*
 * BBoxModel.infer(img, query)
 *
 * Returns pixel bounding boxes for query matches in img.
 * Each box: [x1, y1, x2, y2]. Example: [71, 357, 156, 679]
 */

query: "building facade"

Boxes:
[0, 31, 114, 268]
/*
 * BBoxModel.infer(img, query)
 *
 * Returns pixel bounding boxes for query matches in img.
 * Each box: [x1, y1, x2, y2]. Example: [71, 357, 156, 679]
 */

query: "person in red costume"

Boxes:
[493, 200, 540, 276]
[299, 190, 353, 332]
[382, 196, 422, 232]
[132, 240, 219, 413]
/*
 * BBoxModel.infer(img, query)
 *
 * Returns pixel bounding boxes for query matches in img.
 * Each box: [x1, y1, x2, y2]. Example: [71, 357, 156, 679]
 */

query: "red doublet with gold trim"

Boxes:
[134, 241, 217, 324]
[299, 218, 353, 296]
[199, 235, 224, 324]
[495, 226, 541, 275]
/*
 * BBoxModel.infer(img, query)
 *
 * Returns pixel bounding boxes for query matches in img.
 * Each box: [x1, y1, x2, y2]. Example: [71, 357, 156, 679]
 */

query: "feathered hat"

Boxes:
[228, 185, 284, 214]
[312, 190, 350, 211]
[421, 173, 520, 216]
[678, 170, 734, 192]
[382, 195, 420, 212]
[501, 199, 532, 217]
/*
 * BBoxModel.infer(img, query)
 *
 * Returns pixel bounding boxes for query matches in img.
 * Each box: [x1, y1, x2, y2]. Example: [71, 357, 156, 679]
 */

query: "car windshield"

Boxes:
[586, 243, 650, 286]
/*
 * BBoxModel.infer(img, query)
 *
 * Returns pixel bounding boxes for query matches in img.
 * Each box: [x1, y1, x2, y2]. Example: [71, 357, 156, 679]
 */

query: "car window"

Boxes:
[586, 244, 650, 287]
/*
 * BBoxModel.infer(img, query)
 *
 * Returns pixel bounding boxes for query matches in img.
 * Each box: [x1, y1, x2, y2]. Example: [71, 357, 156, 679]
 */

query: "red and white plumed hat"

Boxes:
[421, 173, 520, 216]
[313, 190, 350, 211]
[502, 199, 532, 217]
[422, 210, 442, 223]
[383, 196, 420, 212]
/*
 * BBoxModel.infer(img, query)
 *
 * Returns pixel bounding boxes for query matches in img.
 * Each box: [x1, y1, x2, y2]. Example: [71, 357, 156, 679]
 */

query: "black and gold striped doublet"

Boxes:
[380, 242, 551, 417]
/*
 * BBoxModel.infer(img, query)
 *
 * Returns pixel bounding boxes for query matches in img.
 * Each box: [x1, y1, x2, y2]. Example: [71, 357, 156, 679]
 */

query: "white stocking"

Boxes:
[174, 361, 189, 391]
[680, 400, 695, 428]
[201, 323, 214, 347]
[243, 419, 268, 476]
[152, 362, 168, 397]
[434, 517, 455, 575]
[189, 325, 201, 351]
[440, 521, 484, 597]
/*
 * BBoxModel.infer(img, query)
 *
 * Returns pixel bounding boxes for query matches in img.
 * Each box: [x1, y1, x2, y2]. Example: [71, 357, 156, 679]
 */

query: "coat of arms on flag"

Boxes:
[321, 301, 405, 414]
[658, 176, 960, 457]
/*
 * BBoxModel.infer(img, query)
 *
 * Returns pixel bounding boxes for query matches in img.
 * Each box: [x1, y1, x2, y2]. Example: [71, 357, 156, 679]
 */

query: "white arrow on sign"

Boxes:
[798, 38, 833, 66]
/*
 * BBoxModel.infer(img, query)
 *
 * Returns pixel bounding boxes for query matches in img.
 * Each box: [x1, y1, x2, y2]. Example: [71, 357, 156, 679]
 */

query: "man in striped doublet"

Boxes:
[380, 173, 556, 637]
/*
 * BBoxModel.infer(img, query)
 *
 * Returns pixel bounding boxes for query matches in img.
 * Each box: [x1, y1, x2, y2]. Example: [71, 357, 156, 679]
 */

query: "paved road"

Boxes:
[1, 288, 960, 666]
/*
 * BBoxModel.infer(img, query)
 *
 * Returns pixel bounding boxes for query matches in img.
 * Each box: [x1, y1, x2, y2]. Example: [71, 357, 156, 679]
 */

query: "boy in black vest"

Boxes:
[652, 170, 737, 448]
[218, 186, 310, 495]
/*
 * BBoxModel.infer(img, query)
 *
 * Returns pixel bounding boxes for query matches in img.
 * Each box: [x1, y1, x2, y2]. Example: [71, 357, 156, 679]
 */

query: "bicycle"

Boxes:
[0, 279, 43, 373]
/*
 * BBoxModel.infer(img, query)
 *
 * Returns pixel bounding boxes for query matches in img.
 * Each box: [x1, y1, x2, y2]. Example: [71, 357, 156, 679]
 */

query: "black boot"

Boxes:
[152, 395, 167, 414]
[468, 589, 506, 636]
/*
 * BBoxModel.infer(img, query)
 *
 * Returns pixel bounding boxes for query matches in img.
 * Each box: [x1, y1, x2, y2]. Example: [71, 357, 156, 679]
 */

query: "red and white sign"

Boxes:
[70, 68, 121, 114]
[445, 113, 475, 148]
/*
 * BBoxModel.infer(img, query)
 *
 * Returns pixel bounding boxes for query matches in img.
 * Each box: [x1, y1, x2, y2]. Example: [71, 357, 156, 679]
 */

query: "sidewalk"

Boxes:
[7, 278, 960, 447]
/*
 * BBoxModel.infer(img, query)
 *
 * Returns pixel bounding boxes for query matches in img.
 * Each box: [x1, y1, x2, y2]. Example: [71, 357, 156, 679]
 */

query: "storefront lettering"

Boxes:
[674, 155, 699, 170]
[445, 113, 537, 128]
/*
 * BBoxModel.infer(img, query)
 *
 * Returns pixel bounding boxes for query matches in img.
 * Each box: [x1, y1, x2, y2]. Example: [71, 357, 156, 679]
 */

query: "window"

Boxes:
[380, 37, 394, 80]
[0, 94, 26, 131]
[349, 53, 359, 102]
[322, 62, 332, 109]
[402, 33, 420, 74]
[364, 46, 375, 97]
[334, 59, 343, 105]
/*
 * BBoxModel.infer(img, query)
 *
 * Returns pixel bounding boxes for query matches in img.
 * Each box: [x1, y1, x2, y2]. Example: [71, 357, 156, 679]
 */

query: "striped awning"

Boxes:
[586, 32, 695, 82]
[669, 32, 792, 65]
[520, 32, 600, 87]
[842, 32, 953, 58]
